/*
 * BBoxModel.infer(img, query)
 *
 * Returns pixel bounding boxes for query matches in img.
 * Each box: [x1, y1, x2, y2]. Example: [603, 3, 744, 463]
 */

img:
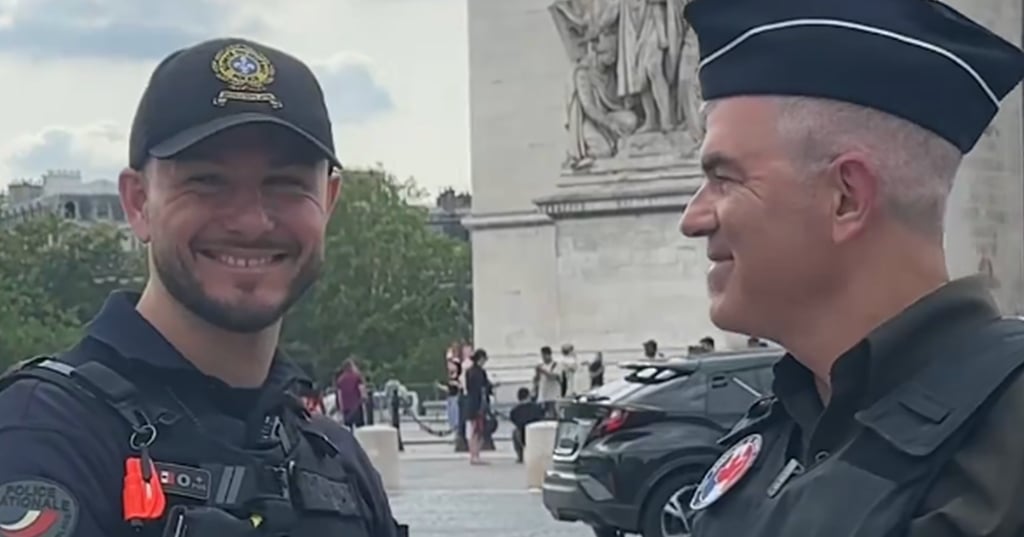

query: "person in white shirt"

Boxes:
[561, 344, 591, 396]
[557, 344, 574, 396]
[533, 346, 562, 416]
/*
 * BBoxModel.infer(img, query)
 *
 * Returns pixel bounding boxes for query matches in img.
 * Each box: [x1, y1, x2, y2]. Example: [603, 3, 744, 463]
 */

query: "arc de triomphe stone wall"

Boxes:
[944, 1, 1024, 314]
[465, 0, 1024, 384]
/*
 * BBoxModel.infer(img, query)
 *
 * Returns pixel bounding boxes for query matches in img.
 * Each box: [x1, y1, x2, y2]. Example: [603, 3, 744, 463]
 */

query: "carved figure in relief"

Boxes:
[550, 0, 698, 170]
[616, 0, 681, 133]
[564, 46, 640, 168]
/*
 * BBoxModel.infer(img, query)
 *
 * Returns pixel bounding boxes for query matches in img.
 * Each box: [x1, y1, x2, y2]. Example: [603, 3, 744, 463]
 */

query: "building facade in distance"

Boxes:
[426, 188, 472, 242]
[0, 169, 143, 250]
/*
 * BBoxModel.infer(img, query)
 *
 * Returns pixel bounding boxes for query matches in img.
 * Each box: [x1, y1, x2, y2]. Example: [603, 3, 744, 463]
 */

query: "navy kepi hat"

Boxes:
[683, 0, 1024, 153]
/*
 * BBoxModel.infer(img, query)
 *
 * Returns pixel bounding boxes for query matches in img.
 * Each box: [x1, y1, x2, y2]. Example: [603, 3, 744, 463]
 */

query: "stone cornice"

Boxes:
[461, 211, 553, 231]
[464, 170, 705, 228]
[534, 176, 702, 218]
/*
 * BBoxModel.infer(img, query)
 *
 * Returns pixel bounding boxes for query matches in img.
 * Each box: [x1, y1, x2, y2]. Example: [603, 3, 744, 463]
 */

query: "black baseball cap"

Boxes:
[128, 37, 342, 171]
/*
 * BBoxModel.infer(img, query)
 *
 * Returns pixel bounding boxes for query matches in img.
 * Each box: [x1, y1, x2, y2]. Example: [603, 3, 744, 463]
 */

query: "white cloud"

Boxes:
[0, 0, 267, 60]
[0, 0, 469, 197]
[314, 51, 377, 73]
[0, 122, 126, 182]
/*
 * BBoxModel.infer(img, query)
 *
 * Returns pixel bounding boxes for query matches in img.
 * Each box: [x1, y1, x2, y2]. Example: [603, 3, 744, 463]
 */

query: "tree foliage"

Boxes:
[283, 168, 472, 387]
[0, 215, 144, 367]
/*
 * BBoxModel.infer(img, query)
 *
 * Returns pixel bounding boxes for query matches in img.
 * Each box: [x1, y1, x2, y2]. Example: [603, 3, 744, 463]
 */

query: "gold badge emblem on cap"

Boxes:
[211, 43, 283, 109]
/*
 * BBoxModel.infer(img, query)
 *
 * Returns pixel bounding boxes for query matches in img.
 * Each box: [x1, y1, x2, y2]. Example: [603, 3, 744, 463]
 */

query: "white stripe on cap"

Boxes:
[698, 18, 1001, 108]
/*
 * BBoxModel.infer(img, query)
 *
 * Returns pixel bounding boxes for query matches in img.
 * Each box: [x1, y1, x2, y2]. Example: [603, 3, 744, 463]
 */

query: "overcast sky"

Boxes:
[0, 0, 470, 197]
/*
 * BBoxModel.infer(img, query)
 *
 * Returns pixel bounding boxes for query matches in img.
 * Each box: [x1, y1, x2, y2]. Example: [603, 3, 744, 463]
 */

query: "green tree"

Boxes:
[0, 215, 145, 367]
[283, 168, 472, 388]
[0, 274, 80, 369]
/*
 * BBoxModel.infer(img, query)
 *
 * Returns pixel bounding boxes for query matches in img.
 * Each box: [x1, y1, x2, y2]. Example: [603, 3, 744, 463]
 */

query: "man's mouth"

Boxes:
[197, 250, 290, 269]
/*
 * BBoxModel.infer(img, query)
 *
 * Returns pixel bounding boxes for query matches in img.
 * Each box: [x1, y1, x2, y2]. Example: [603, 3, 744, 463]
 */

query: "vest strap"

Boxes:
[1, 356, 163, 435]
[73, 360, 155, 432]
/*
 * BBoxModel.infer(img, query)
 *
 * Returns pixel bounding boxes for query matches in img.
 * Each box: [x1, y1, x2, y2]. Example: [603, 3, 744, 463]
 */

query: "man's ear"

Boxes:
[827, 151, 880, 244]
[325, 168, 343, 213]
[119, 166, 152, 244]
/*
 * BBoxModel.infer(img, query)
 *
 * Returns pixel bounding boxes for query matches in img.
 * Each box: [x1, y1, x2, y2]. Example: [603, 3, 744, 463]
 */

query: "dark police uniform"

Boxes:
[0, 292, 401, 537]
[682, 0, 1024, 535]
[0, 37, 401, 537]
[690, 279, 1024, 536]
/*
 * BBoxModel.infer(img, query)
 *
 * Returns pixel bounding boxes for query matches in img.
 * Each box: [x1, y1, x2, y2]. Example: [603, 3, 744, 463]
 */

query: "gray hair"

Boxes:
[700, 97, 963, 237]
[771, 96, 963, 237]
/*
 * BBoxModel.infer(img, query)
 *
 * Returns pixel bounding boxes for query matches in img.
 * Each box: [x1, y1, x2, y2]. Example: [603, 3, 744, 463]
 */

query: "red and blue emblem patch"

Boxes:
[690, 433, 762, 511]
[0, 480, 78, 537]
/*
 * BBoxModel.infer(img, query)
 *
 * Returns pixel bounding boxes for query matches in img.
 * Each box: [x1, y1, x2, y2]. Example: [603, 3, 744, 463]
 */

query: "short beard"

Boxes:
[153, 247, 321, 333]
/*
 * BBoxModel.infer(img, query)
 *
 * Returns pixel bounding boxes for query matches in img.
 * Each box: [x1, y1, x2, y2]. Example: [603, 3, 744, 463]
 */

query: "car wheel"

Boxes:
[590, 525, 623, 537]
[639, 472, 700, 537]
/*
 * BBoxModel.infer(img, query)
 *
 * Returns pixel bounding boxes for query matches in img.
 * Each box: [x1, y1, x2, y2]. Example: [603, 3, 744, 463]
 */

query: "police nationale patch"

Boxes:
[689, 433, 762, 511]
[0, 479, 78, 537]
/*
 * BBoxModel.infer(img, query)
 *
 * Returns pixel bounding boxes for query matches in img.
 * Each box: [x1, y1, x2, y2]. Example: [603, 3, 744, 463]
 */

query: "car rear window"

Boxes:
[627, 366, 684, 382]
[624, 366, 690, 383]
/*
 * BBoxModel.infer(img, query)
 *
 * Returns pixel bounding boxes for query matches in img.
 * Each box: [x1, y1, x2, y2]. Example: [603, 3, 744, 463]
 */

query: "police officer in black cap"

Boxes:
[0, 38, 402, 536]
[678, 0, 1024, 534]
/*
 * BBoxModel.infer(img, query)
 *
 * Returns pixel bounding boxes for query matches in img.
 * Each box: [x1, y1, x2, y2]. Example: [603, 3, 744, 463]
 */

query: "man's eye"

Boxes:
[187, 174, 222, 186]
[267, 176, 310, 190]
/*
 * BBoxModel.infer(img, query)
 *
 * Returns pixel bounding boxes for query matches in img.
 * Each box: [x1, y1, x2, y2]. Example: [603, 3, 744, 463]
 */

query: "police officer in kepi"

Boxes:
[0, 38, 404, 537]
[677, 0, 1024, 535]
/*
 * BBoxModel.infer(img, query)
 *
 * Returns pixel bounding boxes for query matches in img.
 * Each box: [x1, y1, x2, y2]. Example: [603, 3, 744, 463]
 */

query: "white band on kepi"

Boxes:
[698, 18, 1001, 108]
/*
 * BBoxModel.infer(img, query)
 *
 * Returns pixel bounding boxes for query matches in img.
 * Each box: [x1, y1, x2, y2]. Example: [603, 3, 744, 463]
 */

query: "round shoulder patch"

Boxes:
[0, 479, 79, 537]
[689, 433, 762, 511]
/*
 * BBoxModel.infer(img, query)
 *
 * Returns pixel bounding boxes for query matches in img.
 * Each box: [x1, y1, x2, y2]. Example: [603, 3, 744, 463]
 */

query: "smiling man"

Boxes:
[0, 38, 401, 537]
[677, 0, 1024, 536]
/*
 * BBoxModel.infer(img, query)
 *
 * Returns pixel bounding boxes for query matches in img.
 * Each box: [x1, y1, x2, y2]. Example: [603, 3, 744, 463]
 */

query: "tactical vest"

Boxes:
[0, 353, 403, 537]
[691, 317, 1024, 537]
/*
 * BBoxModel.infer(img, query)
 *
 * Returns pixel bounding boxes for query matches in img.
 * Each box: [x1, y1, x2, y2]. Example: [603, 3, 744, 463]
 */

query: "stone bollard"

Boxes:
[524, 420, 559, 490]
[354, 424, 400, 490]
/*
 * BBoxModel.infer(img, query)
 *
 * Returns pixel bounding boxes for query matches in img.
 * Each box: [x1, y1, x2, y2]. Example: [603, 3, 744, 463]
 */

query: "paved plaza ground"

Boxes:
[387, 438, 593, 537]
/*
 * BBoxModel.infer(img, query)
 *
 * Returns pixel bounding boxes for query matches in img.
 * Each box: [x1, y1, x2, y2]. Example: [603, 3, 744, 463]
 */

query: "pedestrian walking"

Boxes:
[336, 358, 368, 429]
[680, 0, 1024, 535]
[444, 341, 464, 431]
[534, 346, 562, 418]
[589, 352, 605, 389]
[464, 349, 494, 465]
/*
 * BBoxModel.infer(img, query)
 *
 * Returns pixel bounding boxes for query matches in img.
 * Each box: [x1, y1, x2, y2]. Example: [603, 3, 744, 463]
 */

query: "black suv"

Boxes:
[541, 349, 783, 537]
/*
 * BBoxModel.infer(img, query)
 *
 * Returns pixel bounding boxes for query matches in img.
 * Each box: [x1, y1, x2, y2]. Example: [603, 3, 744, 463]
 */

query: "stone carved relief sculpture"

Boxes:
[550, 0, 702, 172]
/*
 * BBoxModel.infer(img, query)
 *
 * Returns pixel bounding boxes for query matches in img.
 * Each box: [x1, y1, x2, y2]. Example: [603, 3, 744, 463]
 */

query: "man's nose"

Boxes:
[222, 188, 274, 236]
[679, 184, 717, 238]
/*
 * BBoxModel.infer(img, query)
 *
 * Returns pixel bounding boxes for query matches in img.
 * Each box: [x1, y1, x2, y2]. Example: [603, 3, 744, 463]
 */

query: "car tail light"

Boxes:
[595, 408, 630, 436]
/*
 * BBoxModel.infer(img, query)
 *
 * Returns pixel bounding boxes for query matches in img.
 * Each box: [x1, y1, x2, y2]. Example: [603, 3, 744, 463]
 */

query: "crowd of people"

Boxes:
[294, 335, 774, 466]
[436, 336, 749, 465]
